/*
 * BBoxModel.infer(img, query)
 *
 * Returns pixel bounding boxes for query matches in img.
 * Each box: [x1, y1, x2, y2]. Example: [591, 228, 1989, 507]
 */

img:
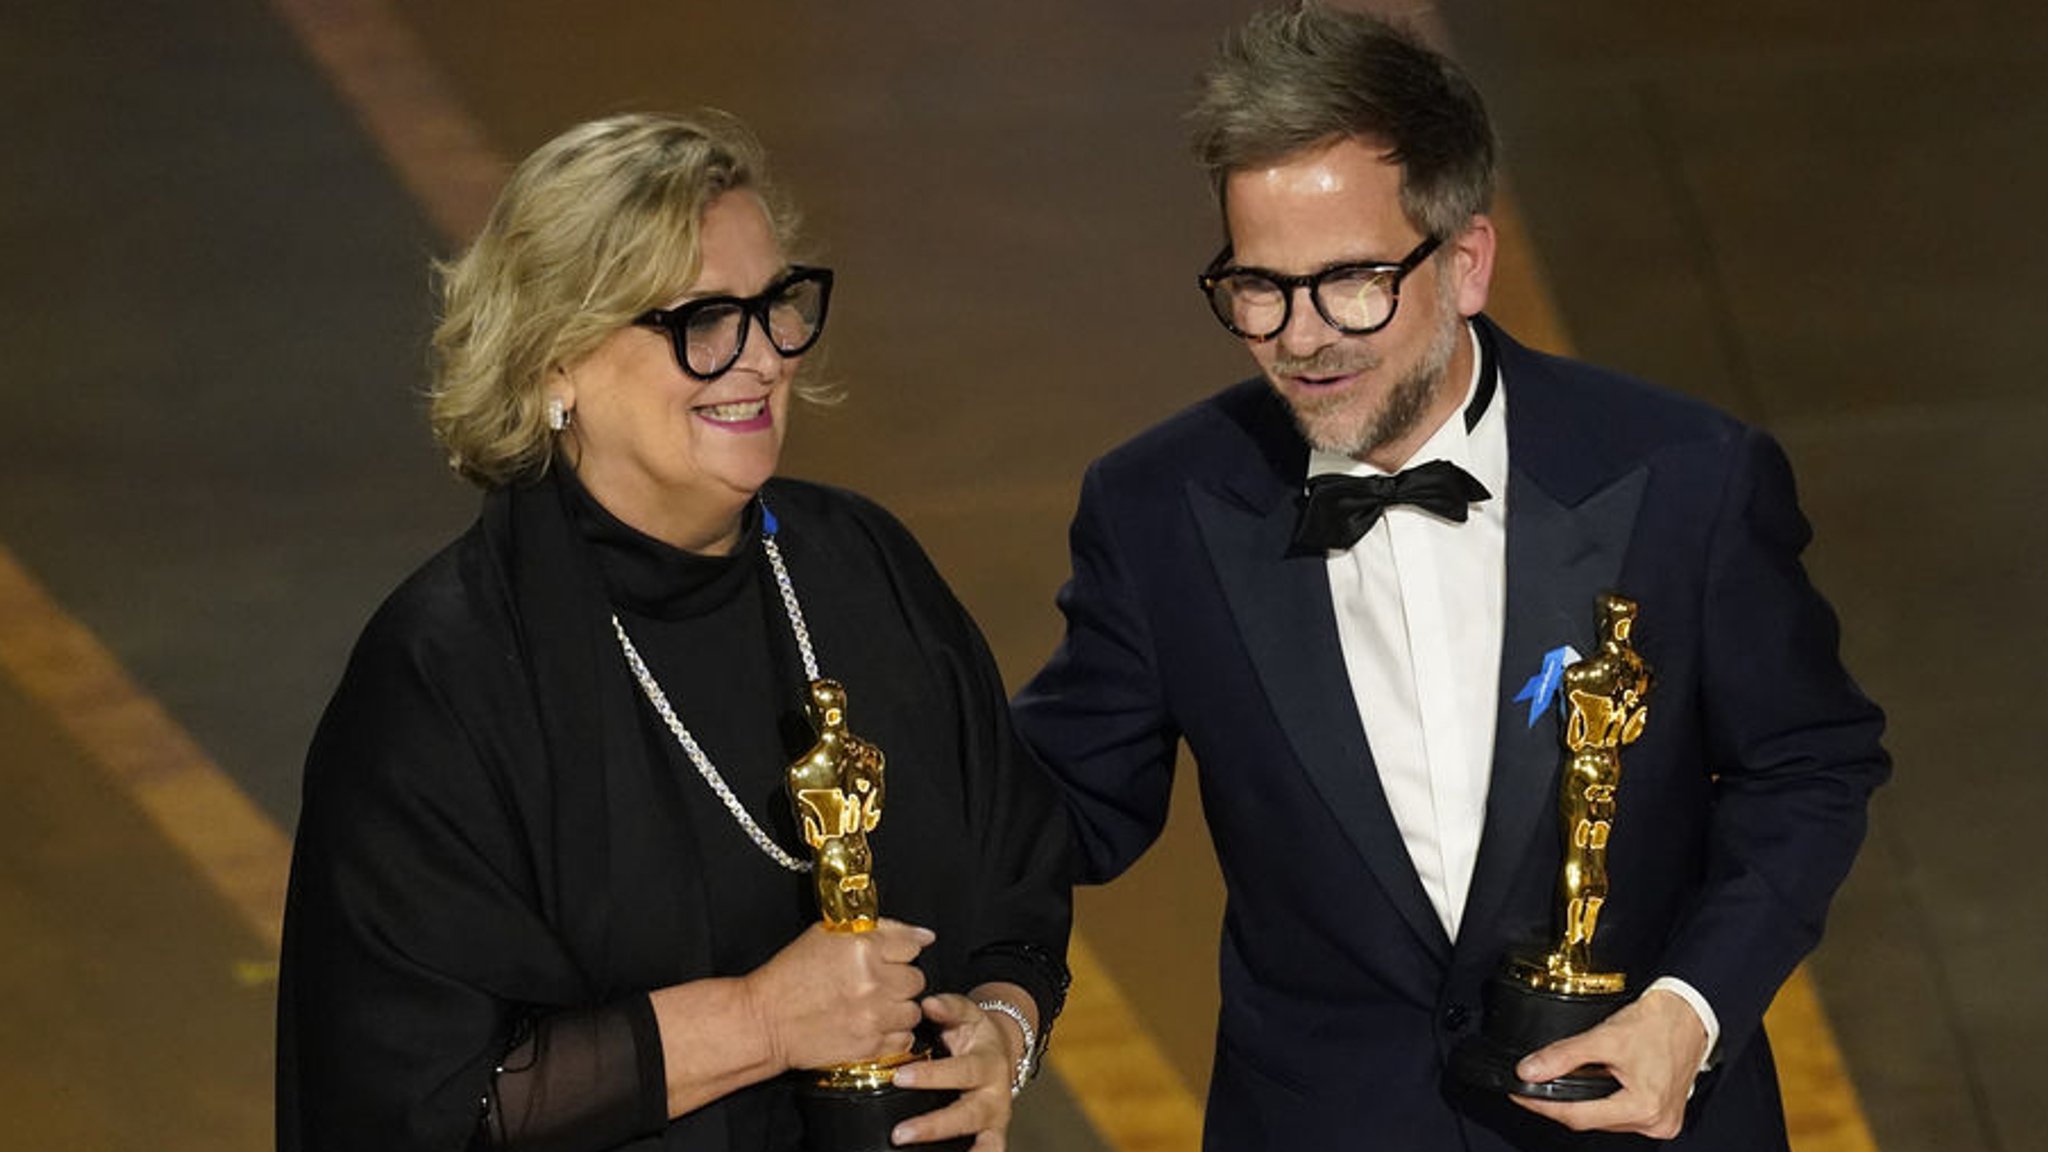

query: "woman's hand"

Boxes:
[741, 919, 933, 1073]
[888, 987, 1035, 1150]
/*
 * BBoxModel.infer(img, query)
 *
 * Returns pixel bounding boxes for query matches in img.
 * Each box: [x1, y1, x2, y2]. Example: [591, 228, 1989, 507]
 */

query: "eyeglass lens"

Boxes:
[677, 273, 829, 378]
[1202, 236, 1438, 341]
[1210, 266, 1400, 339]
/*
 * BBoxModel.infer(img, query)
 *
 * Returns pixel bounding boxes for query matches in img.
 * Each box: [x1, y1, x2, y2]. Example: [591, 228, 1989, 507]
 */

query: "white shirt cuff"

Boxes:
[1647, 976, 1720, 1073]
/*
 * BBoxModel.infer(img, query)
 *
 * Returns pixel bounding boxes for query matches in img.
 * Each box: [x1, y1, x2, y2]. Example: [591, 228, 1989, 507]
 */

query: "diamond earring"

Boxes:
[546, 397, 572, 432]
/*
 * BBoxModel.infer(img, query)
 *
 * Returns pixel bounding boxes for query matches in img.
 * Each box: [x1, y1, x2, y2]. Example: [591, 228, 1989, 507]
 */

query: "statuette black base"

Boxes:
[795, 1079, 970, 1152]
[1450, 969, 1627, 1101]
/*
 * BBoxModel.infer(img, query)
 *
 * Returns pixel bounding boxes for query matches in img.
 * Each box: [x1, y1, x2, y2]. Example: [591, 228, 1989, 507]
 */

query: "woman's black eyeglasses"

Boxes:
[635, 265, 834, 380]
[1198, 236, 1439, 342]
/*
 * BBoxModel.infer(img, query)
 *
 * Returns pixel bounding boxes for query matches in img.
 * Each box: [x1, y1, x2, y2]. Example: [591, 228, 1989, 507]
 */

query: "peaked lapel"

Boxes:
[1188, 386, 1453, 964]
[1456, 321, 1648, 964]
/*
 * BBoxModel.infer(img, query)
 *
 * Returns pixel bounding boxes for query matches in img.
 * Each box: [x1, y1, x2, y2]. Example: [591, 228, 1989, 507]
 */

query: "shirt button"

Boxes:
[1442, 1004, 1471, 1032]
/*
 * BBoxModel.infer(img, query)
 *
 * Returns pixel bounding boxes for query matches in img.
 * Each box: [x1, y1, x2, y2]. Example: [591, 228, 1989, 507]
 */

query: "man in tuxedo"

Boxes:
[1012, 6, 1888, 1149]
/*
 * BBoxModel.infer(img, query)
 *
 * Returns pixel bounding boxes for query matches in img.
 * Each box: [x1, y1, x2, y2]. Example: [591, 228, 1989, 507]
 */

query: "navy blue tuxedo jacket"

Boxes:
[1014, 318, 1888, 1150]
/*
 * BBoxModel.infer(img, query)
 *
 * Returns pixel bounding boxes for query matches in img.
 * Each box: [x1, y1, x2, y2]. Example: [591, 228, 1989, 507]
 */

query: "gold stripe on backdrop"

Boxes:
[0, 548, 288, 958]
[1047, 937, 1206, 1150]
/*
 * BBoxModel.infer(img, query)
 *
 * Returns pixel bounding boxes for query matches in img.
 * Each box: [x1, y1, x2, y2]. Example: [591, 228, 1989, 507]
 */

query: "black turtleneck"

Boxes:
[559, 468, 817, 979]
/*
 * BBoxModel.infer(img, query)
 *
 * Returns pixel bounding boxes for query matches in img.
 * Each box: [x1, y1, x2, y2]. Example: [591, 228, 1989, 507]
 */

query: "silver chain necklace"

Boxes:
[611, 506, 820, 873]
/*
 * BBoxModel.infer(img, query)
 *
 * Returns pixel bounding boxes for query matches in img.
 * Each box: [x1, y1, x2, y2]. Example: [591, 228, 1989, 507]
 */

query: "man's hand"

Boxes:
[1510, 988, 1708, 1139]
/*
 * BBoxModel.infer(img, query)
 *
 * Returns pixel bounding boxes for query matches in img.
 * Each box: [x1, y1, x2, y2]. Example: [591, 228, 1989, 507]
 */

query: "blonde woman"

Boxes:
[278, 112, 1069, 1152]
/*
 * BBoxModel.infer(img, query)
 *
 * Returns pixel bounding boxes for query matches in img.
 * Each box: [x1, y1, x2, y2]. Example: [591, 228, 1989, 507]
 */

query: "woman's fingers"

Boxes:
[747, 922, 933, 1070]
[888, 995, 1015, 1147]
[888, 1089, 1007, 1150]
[872, 918, 938, 962]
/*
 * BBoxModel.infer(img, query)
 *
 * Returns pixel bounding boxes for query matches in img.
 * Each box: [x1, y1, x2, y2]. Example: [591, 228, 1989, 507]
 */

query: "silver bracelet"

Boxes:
[974, 998, 1039, 1098]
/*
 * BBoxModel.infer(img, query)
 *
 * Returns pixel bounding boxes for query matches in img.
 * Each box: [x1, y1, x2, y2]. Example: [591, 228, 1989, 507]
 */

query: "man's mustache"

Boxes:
[1269, 346, 1380, 378]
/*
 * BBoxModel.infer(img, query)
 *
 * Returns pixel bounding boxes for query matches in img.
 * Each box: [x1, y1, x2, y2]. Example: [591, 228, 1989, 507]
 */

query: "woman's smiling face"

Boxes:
[555, 189, 799, 554]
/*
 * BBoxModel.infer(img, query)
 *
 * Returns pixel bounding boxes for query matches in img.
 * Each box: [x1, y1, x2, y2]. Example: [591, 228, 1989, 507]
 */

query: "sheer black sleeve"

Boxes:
[480, 997, 667, 1152]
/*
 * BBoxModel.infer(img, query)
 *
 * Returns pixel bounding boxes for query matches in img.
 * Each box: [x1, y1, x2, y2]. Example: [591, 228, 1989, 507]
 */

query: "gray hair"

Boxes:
[1189, 4, 1497, 241]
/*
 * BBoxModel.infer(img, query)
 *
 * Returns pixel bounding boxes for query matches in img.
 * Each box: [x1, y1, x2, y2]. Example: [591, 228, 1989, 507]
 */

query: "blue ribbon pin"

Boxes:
[1512, 645, 1580, 728]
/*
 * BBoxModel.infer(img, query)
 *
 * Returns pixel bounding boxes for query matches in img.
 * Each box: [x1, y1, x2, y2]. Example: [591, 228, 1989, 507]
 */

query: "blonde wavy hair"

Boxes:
[429, 110, 829, 488]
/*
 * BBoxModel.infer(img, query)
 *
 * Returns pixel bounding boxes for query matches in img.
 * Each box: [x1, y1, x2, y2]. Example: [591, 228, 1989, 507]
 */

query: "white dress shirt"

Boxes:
[1311, 324, 1507, 942]
[1310, 323, 1719, 1057]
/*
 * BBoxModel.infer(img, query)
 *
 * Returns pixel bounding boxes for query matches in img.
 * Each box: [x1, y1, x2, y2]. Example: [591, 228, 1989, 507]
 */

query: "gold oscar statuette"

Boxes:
[1453, 593, 1654, 1100]
[1513, 592, 1650, 996]
[785, 679, 968, 1152]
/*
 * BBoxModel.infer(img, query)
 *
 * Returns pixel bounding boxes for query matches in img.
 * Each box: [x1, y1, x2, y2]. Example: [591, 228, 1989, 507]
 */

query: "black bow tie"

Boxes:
[1291, 460, 1492, 551]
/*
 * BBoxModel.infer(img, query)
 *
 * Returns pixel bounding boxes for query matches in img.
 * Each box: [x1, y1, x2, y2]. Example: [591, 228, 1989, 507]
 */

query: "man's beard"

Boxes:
[1273, 294, 1464, 458]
